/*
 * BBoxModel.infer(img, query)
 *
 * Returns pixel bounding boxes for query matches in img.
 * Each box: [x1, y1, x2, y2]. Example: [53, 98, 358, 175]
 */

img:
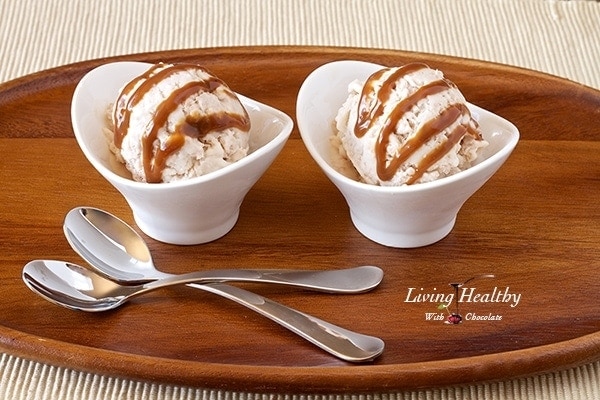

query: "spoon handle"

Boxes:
[196, 283, 384, 362]
[138, 266, 383, 293]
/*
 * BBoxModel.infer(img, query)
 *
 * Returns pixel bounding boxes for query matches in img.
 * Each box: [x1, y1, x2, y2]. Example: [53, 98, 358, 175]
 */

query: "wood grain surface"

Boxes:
[0, 46, 599, 393]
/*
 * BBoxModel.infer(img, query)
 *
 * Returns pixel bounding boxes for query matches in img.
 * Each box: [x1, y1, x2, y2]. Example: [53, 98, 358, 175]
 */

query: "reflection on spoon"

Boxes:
[23, 260, 385, 362]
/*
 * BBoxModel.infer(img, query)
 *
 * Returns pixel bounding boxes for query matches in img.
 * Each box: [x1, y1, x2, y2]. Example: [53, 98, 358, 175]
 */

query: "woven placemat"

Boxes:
[1, 0, 599, 89]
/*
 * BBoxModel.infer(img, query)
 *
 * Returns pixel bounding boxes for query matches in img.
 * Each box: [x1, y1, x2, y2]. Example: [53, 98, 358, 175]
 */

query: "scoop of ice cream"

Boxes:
[109, 63, 251, 183]
[335, 63, 487, 186]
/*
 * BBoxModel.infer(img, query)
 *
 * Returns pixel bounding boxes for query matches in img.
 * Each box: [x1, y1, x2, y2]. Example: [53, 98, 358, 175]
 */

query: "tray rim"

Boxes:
[2, 323, 599, 393]
[2, 45, 599, 94]
[1, 45, 599, 393]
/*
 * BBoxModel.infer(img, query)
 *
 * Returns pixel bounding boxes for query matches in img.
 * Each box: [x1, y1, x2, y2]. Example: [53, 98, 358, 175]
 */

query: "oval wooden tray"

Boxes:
[0, 46, 598, 393]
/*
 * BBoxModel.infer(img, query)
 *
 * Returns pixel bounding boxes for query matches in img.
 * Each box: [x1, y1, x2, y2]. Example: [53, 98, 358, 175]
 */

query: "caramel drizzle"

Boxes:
[113, 63, 250, 183]
[355, 64, 480, 184]
[113, 63, 164, 149]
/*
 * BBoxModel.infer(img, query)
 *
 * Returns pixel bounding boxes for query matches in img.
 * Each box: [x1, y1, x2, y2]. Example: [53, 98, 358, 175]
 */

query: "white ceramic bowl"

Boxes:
[296, 60, 519, 248]
[72, 61, 293, 245]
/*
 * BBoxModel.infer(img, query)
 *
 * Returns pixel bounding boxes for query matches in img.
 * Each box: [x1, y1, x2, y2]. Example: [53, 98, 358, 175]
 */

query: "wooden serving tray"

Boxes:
[0, 46, 598, 393]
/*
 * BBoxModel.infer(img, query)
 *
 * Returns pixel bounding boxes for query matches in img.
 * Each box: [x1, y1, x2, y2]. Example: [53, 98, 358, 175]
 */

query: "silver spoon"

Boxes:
[62, 207, 385, 361]
[62, 207, 383, 293]
[23, 260, 385, 362]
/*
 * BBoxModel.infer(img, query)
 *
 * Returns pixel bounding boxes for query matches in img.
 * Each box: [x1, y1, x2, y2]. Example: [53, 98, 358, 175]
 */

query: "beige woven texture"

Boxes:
[0, 0, 599, 399]
[1, 0, 599, 88]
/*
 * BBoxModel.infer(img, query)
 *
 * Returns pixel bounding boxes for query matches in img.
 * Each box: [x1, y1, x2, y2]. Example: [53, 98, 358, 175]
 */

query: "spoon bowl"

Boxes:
[63, 207, 383, 293]
[23, 260, 126, 312]
[23, 260, 385, 362]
